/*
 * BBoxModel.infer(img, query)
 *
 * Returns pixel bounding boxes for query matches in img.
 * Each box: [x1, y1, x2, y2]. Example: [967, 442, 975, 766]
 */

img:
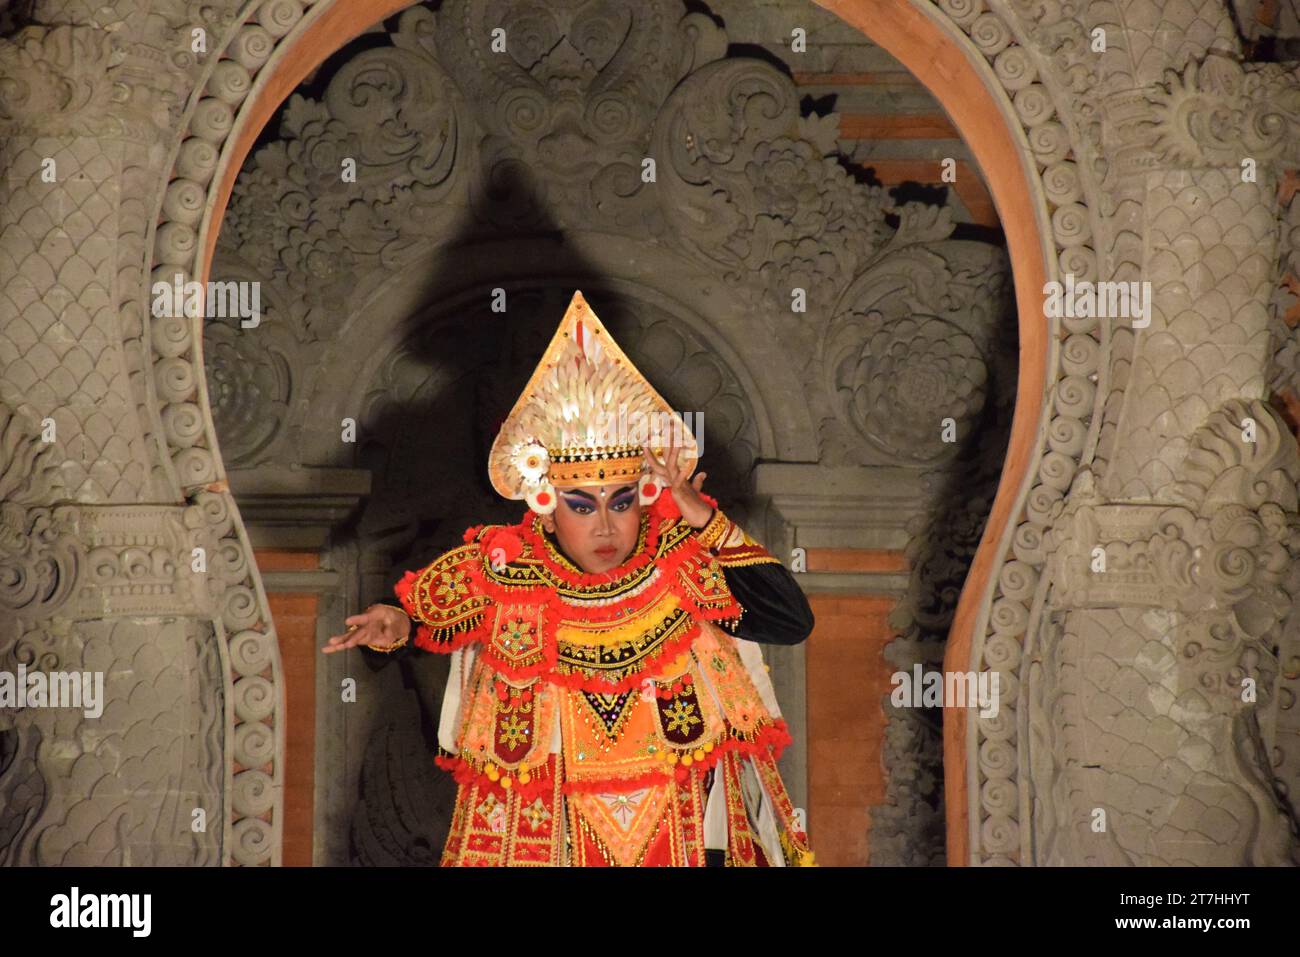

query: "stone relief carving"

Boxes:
[211, 0, 1010, 864]
[213, 2, 1003, 475]
[1268, 165, 1300, 406]
[819, 236, 1012, 466]
[0, 404, 75, 626]
[1153, 54, 1300, 168]
[862, 233, 1017, 863]
[1053, 400, 1300, 661]
[913, 0, 1300, 866]
[1026, 427, 1300, 866]
[5, 0, 1293, 867]
[0, 0, 298, 858]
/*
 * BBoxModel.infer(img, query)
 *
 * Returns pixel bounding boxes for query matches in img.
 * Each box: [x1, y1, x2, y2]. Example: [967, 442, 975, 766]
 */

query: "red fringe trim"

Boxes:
[396, 567, 492, 654]
[393, 568, 418, 608]
[434, 753, 555, 803]
[398, 493, 741, 668]
[477, 509, 741, 620]
[411, 620, 486, 654]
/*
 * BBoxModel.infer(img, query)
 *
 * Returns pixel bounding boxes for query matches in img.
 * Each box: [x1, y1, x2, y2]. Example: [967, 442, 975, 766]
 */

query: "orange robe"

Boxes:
[394, 498, 816, 867]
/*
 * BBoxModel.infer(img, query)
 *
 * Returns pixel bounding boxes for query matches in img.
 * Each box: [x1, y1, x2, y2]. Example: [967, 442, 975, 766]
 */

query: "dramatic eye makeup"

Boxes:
[560, 485, 636, 514]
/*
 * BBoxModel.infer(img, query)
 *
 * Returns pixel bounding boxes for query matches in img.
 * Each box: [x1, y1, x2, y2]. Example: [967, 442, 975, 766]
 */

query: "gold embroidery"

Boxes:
[402, 543, 493, 641]
[489, 603, 547, 668]
[435, 569, 469, 603]
[498, 713, 530, 750]
[521, 797, 553, 833]
[578, 689, 640, 744]
[554, 604, 696, 684]
[694, 507, 730, 551]
[663, 699, 701, 735]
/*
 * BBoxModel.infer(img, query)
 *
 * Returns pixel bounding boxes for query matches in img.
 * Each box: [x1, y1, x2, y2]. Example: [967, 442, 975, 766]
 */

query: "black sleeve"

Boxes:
[716, 560, 815, 646]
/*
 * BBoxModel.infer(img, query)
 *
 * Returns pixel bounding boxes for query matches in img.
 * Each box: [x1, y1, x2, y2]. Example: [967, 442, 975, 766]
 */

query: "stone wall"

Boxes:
[1, 0, 1297, 866]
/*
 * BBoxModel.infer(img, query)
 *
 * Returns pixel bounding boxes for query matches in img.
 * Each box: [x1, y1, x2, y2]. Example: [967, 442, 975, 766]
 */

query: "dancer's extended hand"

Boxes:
[321, 604, 410, 653]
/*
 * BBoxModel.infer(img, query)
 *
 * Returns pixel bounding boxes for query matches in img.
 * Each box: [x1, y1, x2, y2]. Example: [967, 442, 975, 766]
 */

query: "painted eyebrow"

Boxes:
[561, 484, 636, 504]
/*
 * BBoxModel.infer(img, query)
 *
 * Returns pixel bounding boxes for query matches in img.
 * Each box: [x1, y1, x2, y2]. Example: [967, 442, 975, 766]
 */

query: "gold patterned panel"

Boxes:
[690, 621, 772, 734]
[488, 601, 549, 669]
[567, 785, 674, 866]
[651, 655, 725, 754]
[560, 688, 672, 786]
[457, 657, 556, 773]
[399, 542, 494, 642]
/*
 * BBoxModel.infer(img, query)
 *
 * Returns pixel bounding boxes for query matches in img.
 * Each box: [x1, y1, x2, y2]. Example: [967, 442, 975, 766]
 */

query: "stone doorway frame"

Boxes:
[169, 0, 1062, 864]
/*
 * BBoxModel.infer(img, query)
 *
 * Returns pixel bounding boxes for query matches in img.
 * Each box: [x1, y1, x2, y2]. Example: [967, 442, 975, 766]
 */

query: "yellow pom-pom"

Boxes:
[666, 752, 678, 764]
[703, 742, 714, 753]
[519, 770, 531, 785]
[485, 765, 500, 781]
[501, 776, 513, 788]
[681, 755, 693, 767]
[693, 748, 705, 761]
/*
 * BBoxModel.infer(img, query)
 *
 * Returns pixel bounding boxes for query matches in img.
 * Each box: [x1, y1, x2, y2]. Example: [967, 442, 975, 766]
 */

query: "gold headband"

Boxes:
[547, 444, 645, 489]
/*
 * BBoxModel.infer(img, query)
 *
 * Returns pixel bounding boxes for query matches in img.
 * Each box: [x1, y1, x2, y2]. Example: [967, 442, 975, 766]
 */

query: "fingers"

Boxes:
[344, 606, 385, 628]
[659, 435, 683, 483]
[321, 621, 373, 654]
[644, 448, 670, 483]
[326, 633, 374, 654]
[321, 601, 414, 654]
[667, 438, 695, 487]
[646, 437, 673, 470]
[321, 633, 363, 654]
[645, 434, 697, 488]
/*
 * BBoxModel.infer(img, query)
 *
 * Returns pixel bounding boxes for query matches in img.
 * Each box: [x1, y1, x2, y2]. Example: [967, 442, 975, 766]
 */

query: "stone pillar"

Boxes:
[756, 463, 928, 865]
[0, 12, 293, 864]
[0, 21, 228, 864]
[1025, 55, 1300, 864]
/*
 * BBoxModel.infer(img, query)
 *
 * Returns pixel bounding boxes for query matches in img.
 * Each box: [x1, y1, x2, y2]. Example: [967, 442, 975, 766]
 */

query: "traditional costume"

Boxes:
[372, 291, 816, 866]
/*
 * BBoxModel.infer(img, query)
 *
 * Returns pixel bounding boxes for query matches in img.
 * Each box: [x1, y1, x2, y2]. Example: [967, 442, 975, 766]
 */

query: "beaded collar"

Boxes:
[508, 508, 697, 602]
[534, 511, 652, 577]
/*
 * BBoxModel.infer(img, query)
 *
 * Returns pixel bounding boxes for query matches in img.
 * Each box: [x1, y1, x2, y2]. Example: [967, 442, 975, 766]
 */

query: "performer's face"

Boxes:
[543, 482, 641, 572]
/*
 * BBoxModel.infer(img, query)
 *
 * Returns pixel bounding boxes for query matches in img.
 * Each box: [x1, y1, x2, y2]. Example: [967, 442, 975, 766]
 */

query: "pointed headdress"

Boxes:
[488, 291, 698, 514]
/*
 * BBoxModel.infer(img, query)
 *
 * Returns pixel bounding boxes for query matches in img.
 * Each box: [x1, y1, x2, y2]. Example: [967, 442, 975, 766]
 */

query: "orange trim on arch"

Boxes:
[198, 0, 1053, 868]
[815, 0, 1051, 866]
[199, 0, 416, 287]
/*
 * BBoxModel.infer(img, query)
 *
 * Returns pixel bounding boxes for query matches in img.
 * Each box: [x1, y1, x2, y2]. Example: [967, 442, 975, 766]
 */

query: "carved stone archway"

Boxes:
[6, 0, 1297, 867]
[172, 0, 1052, 866]
[206, 0, 1019, 865]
